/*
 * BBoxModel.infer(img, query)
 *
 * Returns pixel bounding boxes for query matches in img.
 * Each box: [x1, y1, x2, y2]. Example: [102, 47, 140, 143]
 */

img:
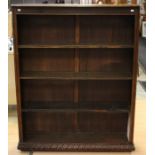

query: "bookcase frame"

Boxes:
[12, 4, 139, 152]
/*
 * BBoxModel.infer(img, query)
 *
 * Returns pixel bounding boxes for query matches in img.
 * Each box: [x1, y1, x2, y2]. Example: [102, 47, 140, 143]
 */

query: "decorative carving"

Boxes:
[18, 142, 135, 151]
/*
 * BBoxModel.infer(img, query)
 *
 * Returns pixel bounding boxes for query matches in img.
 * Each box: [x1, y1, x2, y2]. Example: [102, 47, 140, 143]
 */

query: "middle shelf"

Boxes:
[21, 101, 130, 113]
[18, 44, 134, 49]
[20, 71, 132, 80]
[22, 108, 129, 113]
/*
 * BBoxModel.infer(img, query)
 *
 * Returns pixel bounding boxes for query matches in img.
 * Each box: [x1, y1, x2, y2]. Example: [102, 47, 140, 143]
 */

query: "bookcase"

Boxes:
[12, 2, 139, 152]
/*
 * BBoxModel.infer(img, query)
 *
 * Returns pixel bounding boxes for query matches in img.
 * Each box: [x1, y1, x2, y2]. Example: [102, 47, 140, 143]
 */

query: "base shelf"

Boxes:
[19, 133, 134, 152]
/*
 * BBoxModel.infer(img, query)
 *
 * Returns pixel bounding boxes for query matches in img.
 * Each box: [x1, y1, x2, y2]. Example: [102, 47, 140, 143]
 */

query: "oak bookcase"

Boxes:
[12, 1, 139, 152]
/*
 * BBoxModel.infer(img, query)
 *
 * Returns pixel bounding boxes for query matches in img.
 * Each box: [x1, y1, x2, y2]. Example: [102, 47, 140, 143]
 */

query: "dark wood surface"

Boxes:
[12, 4, 139, 152]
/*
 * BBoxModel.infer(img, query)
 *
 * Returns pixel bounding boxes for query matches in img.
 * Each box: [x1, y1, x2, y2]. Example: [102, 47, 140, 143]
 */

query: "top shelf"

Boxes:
[18, 44, 134, 49]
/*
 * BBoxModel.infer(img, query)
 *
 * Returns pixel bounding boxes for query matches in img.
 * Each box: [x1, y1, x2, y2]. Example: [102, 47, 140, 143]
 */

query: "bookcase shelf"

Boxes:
[22, 108, 129, 113]
[23, 133, 129, 144]
[18, 44, 134, 49]
[12, 3, 139, 152]
[22, 101, 130, 112]
[20, 71, 132, 80]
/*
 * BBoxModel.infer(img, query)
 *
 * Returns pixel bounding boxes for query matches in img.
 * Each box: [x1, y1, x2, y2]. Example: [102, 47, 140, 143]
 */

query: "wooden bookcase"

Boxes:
[12, 2, 139, 152]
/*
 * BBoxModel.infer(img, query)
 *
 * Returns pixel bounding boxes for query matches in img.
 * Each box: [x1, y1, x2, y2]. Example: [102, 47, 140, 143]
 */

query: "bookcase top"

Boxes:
[11, 0, 139, 8]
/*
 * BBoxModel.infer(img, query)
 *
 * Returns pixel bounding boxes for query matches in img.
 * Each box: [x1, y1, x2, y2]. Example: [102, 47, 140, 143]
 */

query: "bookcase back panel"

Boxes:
[19, 49, 75, 73]
[23, 112, 76, 134]
[79, 48, 133, 74]
[78, 112, 128, 132]
[21, 80, 131, 109]
[79, 80, 131, 104]
[17, 15, 75, 45]
[23, 112, 128, 135]
[21, 80, 74, 106]
[80, 15, 134, 45]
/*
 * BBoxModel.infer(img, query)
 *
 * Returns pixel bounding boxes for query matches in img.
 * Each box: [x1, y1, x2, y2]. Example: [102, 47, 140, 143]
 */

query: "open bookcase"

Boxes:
[12, 3, 139, 152]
